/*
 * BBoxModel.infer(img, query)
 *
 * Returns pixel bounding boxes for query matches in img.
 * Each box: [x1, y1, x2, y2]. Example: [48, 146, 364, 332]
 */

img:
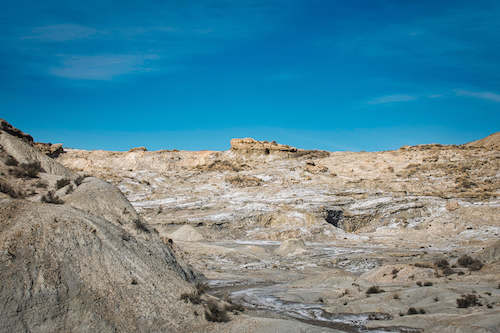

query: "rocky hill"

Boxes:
[0, 121, 206, 332]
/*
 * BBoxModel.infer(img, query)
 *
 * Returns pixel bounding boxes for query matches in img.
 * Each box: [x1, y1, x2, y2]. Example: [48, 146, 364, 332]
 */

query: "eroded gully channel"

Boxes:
[205, 241, 423, 333]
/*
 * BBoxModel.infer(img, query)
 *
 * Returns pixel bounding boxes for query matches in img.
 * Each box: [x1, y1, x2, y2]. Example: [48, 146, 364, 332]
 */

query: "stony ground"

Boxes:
[56, 134, 500, 333]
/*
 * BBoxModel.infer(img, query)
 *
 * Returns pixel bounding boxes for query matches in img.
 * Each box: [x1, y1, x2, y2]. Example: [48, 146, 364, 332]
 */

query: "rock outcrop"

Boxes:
[1, 118, 64, 157]
[230, 137, 329, 158]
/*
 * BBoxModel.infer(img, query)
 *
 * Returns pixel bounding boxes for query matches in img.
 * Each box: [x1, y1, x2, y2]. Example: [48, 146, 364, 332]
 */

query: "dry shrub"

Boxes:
[134, 219, 150, 233]
[10, 161, 44, 178]
[457, 255, 483, 271]
[20, 162, 44, 178]
[205, 299, 229, 323]
[56, 178, 71, 189]
[41, 191, 64, 204]
[366, 286, 384, 294]
[4, 155, 18, 166]
[457, 294, 481, 308]
[0, 179, 23, 198]
[435, 259, 449, 268]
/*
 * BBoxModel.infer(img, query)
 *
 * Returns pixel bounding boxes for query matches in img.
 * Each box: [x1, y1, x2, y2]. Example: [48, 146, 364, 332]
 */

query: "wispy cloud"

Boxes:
[23, 24, 98, 42]
[50, 54, 160, 80]
[368, 94, 417, 104]
[455, 89, 500, 102]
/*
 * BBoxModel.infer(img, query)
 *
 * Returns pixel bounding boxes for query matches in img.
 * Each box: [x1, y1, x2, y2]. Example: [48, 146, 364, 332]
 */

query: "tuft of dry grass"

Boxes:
[56, 178, 71, 190]
[457, 294, 481, 308]
[41, 191, 64, 204]
[0, 178, 23, 198]
[205, 299, 230, 323]
[457, 255, 483, 271]
[366, 286, 384, 295]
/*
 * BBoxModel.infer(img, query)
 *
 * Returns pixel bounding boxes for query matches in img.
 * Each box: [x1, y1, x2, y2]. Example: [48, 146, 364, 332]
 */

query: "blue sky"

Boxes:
[1, 0, 499, 151]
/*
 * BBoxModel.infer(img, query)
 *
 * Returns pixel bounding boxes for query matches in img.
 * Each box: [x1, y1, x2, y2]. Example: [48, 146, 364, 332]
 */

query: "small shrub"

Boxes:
[180, 292, 201, 305]
[0, 179, 22, 198]
[468, 260, 484, 271]
[419, 308, 426, 314]
[65, 185, 74, 194]
[5, 155, 18, 166]
[196, 282, 209, 295]
[41, 191, 64, 204]
[457, 255, 483, 271]
[35, 181, 48, 188]
[407, 307, 418, 315]
[205, 300, 230, 323]
[19, 162, 44, 178]
[457, 294, 481, 308]
[435, 259, 449, 268]
[457, 255, 473, 266]
[366, 286, 384, 295]
[75, 175, 86, 186]
[434, 297, 439, 302]
[56, 178, 70, 190]
[134, 219, 150, 233]
[442, 267, 456, 276]
[416, 281, 423, 287]
[423, 281, 433, 287]
[393, 293, 400, 300]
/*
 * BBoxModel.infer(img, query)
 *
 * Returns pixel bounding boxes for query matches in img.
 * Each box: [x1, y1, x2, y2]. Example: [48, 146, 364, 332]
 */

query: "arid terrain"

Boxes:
[1, 119, 499, 332]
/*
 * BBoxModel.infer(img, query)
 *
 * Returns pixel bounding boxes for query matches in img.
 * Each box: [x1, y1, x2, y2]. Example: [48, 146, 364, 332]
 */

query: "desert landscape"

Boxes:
[1, 119, 499, 333]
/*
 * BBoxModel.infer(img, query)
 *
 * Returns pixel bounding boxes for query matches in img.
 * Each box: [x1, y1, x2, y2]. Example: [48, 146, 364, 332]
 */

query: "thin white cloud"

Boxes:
[368, 94, 417, 104]
[23, 24, 97, 42]
[428, 94, 443, 98]
[50, 54, 159, 80]
[455, 89, 500, 102]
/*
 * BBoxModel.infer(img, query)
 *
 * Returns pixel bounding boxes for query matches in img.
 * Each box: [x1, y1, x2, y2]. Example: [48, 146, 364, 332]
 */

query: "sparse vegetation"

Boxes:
[0, 179, 23, 198]
[65, 185, 74, 194]
[134, 219, 150, 233]
[457, 255, 483, 271]
[407, 307, 418, 315]
[366, 286, 384, 294]
[180, 282, 208, 305]
[4, 155, 18, 166]
[75, 175, 86, 186]
[35, 180, 48, 188]
[442, 267, 456, 276]
[180, 292, 201, 305]
[41, 191, 64, 204]
[457, 294, 481, 308]
[19, 161, 44, 178]
[56, 178, 71, 190]
[205, 299, 230, 322]
[435, 259, 449, 268]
